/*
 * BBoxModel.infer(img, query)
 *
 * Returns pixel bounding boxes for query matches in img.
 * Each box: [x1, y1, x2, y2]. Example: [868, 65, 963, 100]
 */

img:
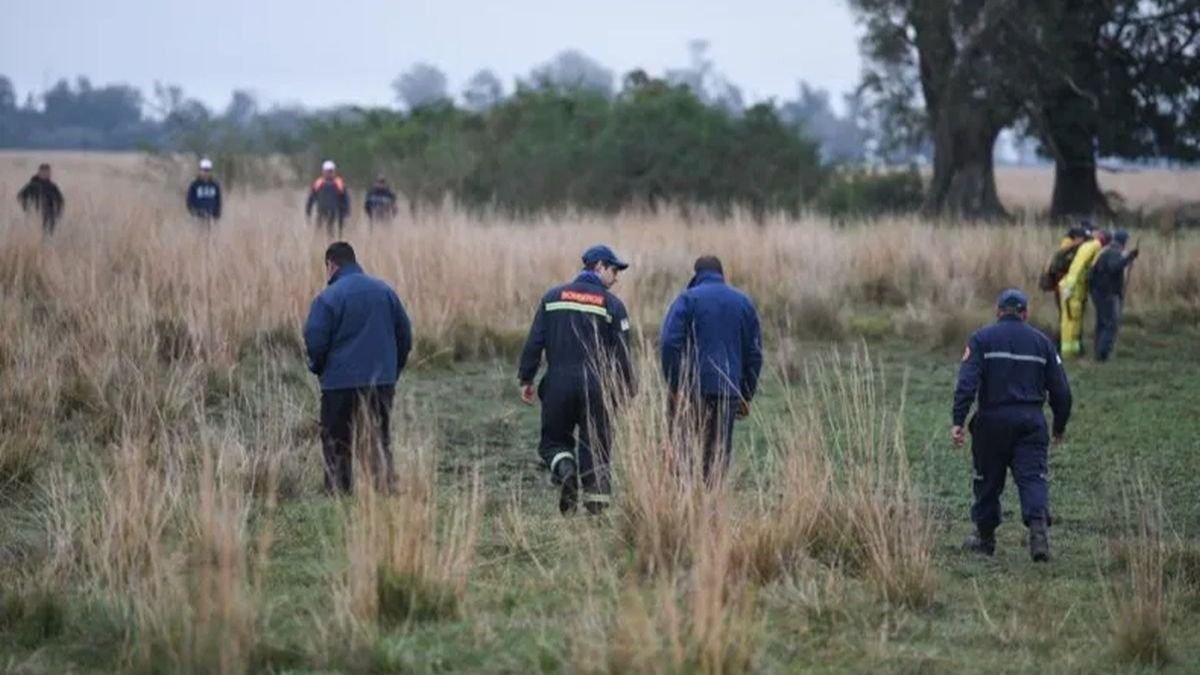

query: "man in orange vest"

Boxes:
[306, 160, 350, 235]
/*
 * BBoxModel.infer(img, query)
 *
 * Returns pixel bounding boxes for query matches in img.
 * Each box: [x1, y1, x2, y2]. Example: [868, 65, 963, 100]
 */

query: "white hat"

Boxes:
[322, 160, 336, 171]
[199, 158, 213, 170]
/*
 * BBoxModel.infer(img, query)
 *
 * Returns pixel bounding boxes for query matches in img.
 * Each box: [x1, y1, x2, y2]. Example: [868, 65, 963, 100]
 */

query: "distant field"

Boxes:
[5, 151, 1200, 214]
[1, 151, 1199, 674]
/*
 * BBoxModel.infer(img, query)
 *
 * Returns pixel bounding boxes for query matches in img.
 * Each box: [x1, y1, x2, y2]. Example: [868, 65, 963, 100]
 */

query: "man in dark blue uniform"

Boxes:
[660, 255, 763, 485]
[953, 289, 1072, 562]
[518, 245, 634, 515]
[1090, 229, 1140, 362]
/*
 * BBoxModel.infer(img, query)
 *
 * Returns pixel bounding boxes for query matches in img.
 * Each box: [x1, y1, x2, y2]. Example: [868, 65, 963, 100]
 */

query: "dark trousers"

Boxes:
[670, 394, 737, 485]
[1092, 291, 1122, 362]
[538, 376, 612, 500]
[970, 408, 1050, 534]
[319, 386, 395, 494]
[317, 212, 345, 237]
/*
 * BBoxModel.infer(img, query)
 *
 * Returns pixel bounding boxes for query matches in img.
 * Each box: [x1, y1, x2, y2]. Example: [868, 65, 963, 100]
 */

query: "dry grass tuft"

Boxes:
[1105, 477, 1174, 668]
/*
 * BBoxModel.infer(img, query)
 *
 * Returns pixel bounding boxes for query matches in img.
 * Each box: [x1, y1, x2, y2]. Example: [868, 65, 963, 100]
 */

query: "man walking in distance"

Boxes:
[660, 255, 763, 485]
[518, 245, 635, 515]
[953, 289, 1072, 562]
[186, 158, 222, 222]
[1089, 229, 1140, 362]
[304, 242, 413, 493]
[306, 160, 350, 236]
[17, 163, 64, 234]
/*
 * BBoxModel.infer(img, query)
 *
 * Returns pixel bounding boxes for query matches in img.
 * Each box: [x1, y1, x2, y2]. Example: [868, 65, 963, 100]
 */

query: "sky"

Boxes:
[0, 0, 864, 111]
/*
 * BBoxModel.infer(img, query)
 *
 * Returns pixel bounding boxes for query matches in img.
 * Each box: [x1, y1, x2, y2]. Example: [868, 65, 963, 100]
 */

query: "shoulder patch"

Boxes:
[620, 318, 631, 332]
[560, 290, 605, 306]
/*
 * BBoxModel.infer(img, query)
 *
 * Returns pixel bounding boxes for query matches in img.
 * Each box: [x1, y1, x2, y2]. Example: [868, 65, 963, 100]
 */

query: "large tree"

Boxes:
[1005, 0, 1200, 219]
[852, 0, 1026, 219]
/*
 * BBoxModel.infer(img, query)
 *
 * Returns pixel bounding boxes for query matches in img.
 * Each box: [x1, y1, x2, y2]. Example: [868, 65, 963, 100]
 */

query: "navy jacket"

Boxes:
[303, 263, 413, 391]
[17, 176, 64, 221]
[364, 187, 397, 220]
[953, 315, 1072, 434]
[187, 178, 222, 219]
[518, 271, 634, 391]
[660, 271, 764, 400]
[306, 176, 350, 220]
[1090, 245, 1135, 298]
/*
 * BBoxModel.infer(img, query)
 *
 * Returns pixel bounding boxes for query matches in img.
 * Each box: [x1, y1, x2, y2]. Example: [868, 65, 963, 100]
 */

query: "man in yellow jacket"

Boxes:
[1057, 228, 1105, 357]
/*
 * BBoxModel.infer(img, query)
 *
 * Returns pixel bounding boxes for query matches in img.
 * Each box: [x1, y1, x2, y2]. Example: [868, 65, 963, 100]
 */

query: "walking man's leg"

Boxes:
[365, 386, 396, 492]
[319, 389, 356, 494]
[1012, 414, 1052, 562]
[966, 417, 1011, 555]
[538, 379, 582, 514]
[700, 396, 736, 487]
[579, 386, 613, 514]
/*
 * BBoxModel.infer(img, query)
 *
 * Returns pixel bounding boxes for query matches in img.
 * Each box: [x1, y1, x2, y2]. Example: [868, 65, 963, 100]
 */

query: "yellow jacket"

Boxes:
[1059, 239, 1102, 293]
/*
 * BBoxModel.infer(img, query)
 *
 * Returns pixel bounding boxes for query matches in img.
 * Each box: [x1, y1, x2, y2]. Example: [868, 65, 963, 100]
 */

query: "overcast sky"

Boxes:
[1, 0, 863, 111]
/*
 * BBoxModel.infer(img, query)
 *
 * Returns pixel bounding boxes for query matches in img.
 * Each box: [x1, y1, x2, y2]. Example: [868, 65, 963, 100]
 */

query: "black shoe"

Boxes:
[554, 458, 579, 515]
[1029, 520, 1051, 562]
[962, 531, 996, 556]
[583, 495, 610, 516]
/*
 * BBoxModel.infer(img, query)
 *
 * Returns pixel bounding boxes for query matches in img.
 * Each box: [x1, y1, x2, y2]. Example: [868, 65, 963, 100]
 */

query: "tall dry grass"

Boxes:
[1105, 477, 1174, 668]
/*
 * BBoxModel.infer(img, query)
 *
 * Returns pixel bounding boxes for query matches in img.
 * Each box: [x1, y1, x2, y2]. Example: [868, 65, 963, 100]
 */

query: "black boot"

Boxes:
[1029, 519, 1051, 562]
[553, 458, 579, 515]
[962, 530, 996, 556]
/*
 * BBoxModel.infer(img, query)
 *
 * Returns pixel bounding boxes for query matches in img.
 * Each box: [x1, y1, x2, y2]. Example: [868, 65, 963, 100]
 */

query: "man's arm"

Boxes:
[340, 188, 351, 217]
[610, 299, 635, 394]
[305, 188, 316, 217]
[213, 183, 222, 220]
[302, 295, 334, 375]
[952, 335, 984, 429]
[517, 302, 547, 385]
[186, 182, 199, 215]
[741, 300, 764, 402]
[392, 291, 413, 376]
[659, 294, 690, 392]
[1044, 346, 1072, 438]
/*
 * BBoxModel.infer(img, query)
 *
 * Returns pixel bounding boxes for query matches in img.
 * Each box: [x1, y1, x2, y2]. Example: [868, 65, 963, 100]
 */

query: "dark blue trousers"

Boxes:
[1091, 290, 1122, 362]
[538, 375, 612, 496]
[970, 407, 1050, 534]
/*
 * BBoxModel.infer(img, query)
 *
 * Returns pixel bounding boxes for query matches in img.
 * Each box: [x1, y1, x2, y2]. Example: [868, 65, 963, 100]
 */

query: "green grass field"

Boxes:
[5, 319, 1198, 675]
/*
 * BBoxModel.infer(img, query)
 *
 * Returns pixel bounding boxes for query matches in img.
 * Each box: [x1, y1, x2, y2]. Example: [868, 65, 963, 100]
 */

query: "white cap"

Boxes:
[322, 160, 336, 171]
[199, 158, 213, 170]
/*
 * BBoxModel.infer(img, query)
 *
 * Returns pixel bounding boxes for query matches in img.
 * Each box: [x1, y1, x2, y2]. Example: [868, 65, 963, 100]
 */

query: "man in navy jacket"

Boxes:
[304, 242, 413, 493]
[660, 256, 763, 484]
[953, 288, 1072, 562]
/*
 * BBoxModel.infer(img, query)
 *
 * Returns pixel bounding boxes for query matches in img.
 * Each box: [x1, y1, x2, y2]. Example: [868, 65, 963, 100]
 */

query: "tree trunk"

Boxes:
[1050, 159, 1110, 221]
[925, 103, 1006, 219]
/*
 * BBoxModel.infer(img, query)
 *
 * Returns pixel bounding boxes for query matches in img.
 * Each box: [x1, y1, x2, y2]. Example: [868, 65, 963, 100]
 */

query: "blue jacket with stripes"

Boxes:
[953, 314, 1072, 434]
[518, 271, 634, 390]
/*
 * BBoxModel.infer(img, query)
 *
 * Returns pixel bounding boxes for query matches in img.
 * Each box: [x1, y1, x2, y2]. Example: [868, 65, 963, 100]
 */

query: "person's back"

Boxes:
[958, 318, 1061, 414]
[305, 261, 411, 391]
[661, 269, 763, 400]
[523, 273, 632, 389]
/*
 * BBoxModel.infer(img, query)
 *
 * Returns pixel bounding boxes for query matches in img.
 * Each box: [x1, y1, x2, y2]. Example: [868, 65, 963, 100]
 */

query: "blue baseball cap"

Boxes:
[581, 244, 629, 270]
[1113, 229, 1129, 245]
[996, 288, 1028, 311]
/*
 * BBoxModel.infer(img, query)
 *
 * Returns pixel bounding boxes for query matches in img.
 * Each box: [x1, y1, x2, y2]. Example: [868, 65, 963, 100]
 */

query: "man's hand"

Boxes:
[1127, 249, 1140, 262]
[951, 425, 967, 448]
[1052, 431, 1066, 446]
[737, 399, 751, 419]
[519, 383, 537, 406]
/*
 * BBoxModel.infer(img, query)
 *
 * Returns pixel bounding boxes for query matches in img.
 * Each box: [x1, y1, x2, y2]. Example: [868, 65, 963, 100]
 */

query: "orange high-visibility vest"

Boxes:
[312, 176, 346, 193]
